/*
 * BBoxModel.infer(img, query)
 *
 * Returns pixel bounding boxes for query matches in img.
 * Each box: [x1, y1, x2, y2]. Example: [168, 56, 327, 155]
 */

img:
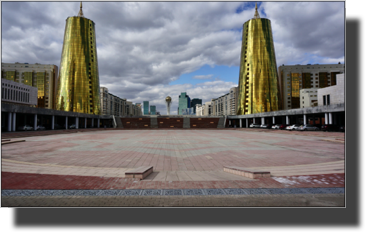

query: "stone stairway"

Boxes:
[150, 117, 158, 128]
[217, 116, 225, 128]
[183, 117, 190, 128]
[114, 116, 124, 128]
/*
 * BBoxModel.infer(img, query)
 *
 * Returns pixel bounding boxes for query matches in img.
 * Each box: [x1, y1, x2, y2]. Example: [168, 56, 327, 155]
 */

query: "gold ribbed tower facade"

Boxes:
[56, 2, 100, 114]
[237, 4, 280, 115]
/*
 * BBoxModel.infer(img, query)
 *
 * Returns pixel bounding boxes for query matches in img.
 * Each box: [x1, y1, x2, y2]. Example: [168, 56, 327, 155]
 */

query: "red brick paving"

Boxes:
[1, 172, 344, 190]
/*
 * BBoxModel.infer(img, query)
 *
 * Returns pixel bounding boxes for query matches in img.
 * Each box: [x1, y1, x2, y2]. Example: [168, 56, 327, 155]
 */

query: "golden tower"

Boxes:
[56, 2, 100, 114]
[237, 3, 280, 115]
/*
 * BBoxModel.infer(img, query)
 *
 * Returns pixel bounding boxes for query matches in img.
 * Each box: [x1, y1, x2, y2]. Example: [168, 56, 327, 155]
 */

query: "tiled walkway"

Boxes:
[1, 129, 345, 206]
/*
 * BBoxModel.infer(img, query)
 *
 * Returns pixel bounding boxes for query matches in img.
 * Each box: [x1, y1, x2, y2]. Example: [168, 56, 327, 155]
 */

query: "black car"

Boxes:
[321, 124, 340, 132]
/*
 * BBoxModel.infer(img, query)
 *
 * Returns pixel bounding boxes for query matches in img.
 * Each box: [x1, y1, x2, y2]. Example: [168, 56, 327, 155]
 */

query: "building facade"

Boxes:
[195, 104, 203, 116]
[150, 105, 156, 115]
[1, 62, 58, 109]
[100, 86, 130, 116]
[300, 88, 319, 108]
[143, 101, 149, 115]
[209, 87, 238, 116]
[204, 101, 212, 116]
[1, 78, 37, 106]
[56, 3, 101, 115]
[278, 63, 345, 110]
[190, 98, 202, 113]
[318, 73, 345, 106]
[135, 103, 142, 116]
[178, 92, 190, 115]
[237, 4, 280, 115]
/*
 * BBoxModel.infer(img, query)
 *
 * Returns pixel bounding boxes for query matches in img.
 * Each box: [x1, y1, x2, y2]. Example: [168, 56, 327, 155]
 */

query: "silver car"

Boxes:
[17, 125, 33, 131]
[36, 125, 45, 130]
[299, 124, 319, 131]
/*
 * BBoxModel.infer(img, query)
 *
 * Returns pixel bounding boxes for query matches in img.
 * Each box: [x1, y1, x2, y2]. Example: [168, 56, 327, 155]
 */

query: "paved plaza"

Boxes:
[1, 128, 345, 206]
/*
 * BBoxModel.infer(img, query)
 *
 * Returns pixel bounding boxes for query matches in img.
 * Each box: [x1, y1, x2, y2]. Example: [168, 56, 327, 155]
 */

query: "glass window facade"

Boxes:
[56, 16, 100, 114]
[237, 18, 279, 115]
[143, 101, 149, 115]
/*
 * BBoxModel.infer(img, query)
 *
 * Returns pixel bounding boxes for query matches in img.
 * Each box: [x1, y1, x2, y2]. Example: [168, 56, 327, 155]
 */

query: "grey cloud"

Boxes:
[2, 2, 344, 114]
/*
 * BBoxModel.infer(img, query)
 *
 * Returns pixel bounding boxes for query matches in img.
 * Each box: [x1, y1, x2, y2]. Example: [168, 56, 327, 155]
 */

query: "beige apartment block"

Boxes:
[100, 86, 140, 116]
[278, 63, 344, 110]
[300, 88, 319, 108]
[210, 87, 238, 116]
[1, 62, 58, 109]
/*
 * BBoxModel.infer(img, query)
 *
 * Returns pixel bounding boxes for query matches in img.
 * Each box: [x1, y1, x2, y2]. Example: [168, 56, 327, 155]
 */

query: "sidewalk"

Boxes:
[1, 129, 345, 207]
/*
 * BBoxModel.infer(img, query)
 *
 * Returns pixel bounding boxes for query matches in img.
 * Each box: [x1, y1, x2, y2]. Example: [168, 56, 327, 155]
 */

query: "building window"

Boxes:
[327, 94, 330, 105]
[323, 95, 326, 105]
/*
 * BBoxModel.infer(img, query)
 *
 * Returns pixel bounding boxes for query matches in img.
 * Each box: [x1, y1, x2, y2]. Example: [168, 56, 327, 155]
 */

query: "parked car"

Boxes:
[286, 124, 300, 131]
[36, 125, 45, 130]
[249, 123, 255, 128]
[279, 124, 288, 130]
[253, 124, 261, 128]
[298, 124, 319, 131]
[17, 125, 33, 131]
[339, 125, 345, 132]
[261, 124, 272, 129]
[69, 124, 76, 129]
[272, 124, 281, 129]
[294, 124, 304, 130]
[321, 124, 340, 132]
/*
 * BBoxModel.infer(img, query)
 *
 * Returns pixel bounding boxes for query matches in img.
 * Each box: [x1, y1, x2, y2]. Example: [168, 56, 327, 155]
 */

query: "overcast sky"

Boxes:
[1, 1, 345, 114]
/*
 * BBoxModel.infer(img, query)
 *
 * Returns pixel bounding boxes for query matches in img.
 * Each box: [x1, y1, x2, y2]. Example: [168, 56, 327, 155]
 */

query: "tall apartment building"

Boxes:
[100, 87, 130, 116]
[278, 63, 345, 110]
[1, 62, 58, 109]
[210, 87, 238, 116]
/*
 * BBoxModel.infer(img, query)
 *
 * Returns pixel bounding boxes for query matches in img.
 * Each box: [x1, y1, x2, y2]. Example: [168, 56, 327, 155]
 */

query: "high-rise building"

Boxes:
[100, 87, 130, 116]
[178, 92, 190, 115]
[209, 87, 238, 116]
[278, 63, 345, 110]
[237, 4, 279, 115]
[190, 98, 202, 113]
[135, 103, 142, 116]
[56, 2, 100, 114]
[1, 62, 58, 109]
[143, 101, 149, 115]
[150, 105, 156, 115]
